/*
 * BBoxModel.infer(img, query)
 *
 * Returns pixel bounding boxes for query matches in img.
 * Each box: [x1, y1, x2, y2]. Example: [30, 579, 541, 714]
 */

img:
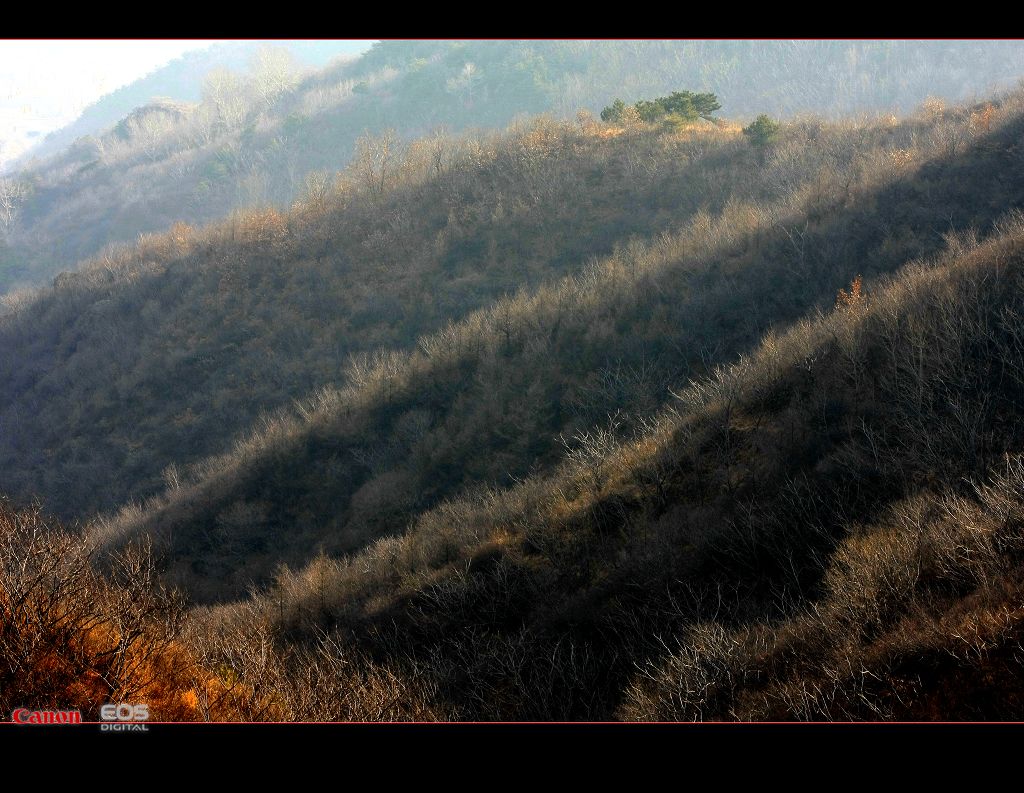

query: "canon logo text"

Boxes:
[11, 708, 82, 724]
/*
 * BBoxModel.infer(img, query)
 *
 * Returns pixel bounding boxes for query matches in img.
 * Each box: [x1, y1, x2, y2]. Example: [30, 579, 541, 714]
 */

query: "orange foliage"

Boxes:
[835, 274, 864, 308]
[0, 500, 274, 722]
[7, 606, 275, 721]
[971, 103, 996, 134]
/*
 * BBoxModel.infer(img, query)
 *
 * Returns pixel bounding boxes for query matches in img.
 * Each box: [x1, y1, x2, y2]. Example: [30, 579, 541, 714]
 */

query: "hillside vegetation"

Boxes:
[178, 212, 1024, 719]
[1, 93, 1010, 533]
[3, 112, 759, 520]
[7, 202, 1024, 720]
[4, 40, 1024, 293]
[86, 90, 1024, 601]
[4, 77, 1024, 720]
[0, 498, 437, 721]
[288, 212, 1024, 719]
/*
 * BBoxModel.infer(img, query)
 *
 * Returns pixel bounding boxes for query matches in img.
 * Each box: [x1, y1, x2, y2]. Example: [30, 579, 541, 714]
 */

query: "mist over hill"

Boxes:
[3, 40, 1024, 295]
[10, 40, 372, 166]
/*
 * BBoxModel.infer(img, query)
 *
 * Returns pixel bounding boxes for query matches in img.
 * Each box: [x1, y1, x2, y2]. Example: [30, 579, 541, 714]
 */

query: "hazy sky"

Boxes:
[0, 40, 221, 162]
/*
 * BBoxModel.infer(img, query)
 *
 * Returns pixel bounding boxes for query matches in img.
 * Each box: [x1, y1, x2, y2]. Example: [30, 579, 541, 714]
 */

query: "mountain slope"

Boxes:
[1, 115, 755, 519]
[23, 198, 1022, 721]
[4, 79, 1024, 722]
[89, 90, 1024, 601]
[5, 40, 1024, 294]
[213, 212, 1024, 720]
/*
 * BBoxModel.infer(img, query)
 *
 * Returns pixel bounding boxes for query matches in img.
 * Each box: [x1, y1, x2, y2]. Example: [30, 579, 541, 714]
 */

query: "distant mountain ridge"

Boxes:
[11, 40, 372, 167]
[4, 40, 1024, 298]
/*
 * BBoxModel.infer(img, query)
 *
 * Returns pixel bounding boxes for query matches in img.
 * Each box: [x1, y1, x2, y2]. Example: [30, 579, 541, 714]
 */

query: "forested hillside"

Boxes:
[3, 89, 1017, 535]
[79, 89, 1024, 603]
[5, 101, 1024, 719]
[4, 45, 1024, 721]
[2, 114, 751, 518]
[206, 213, 1024, 720]
[4, 40, 1024, 294]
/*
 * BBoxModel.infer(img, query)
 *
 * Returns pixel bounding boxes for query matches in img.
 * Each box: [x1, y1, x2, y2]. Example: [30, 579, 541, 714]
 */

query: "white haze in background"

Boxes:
[0, 40, 223, 167]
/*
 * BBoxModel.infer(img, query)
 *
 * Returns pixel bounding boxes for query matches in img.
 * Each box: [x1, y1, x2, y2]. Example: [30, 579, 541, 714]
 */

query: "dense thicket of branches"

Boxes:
[193, 212, 1024, 720]
[83, 91, 1024, 601]
[0, 499, 438, 720]
[3, 116, 772, 519]
[9, 211, 1024, 720]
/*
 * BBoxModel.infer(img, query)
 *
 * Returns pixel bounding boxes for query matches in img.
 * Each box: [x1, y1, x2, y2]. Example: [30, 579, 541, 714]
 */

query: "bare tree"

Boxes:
[427, 128, 453, 177]
[250, 45, 300, 109]
[123, 113, 176, 163]
[352, 129, 399, 198]
[301, 170, 332, 209]
[0, 178, 28, 235]
[202, 67, 251, 131]
[445, 62, 480, 103]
